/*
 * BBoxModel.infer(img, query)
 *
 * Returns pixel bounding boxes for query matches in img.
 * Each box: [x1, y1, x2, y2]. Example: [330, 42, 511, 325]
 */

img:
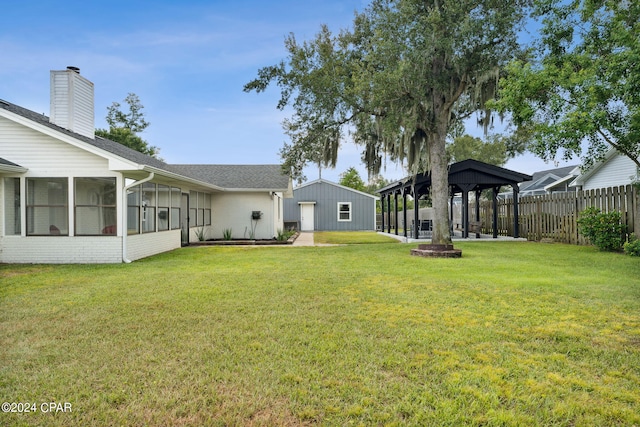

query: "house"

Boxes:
[0, 67, 291, 263]
[518, 165, 579, 197]
[570, 148, 640, 190]
[283, 179, 377, 231]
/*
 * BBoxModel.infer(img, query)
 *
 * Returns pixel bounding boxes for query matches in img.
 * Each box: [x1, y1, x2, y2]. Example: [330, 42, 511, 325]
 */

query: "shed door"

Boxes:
[300, 203, 315, 231]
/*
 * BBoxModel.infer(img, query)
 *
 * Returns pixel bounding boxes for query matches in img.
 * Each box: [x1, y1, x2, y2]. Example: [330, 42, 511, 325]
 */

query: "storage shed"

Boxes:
[283, 179, 378, 231]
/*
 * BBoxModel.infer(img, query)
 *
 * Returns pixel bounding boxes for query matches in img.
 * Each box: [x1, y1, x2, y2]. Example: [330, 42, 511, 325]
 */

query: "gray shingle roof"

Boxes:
[0, 98, 170, 170]
[0, 99, 289, 190]
[169, 164, 290, 190]
[520, 165, 578, 192]
[0, 157, 23, 167]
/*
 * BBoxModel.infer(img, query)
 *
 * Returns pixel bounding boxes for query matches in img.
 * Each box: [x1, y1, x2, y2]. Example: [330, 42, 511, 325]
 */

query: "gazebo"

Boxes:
[378, 159, 532, 239]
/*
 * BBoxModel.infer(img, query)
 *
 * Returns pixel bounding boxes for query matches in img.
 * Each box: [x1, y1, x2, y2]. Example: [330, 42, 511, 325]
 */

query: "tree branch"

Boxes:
[596, 128, 640, 169]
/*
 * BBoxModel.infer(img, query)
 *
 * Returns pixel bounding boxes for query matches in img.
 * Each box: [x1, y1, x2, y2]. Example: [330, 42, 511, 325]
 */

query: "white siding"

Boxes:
[127, 230, 181, 261]
[0, 236, 122, 263]
[50, 69, 95, 139]
[0, 116, 108, 173]
[211, 192, 280, 239]
[583, 154, 638, 191]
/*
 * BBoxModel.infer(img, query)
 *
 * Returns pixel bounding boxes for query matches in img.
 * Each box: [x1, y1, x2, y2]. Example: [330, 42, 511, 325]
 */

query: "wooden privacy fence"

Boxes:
[476, 185, 638, 244]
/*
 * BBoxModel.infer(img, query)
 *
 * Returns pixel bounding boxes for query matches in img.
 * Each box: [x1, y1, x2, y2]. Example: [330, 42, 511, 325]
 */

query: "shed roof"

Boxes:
[295, 179, 379, 200]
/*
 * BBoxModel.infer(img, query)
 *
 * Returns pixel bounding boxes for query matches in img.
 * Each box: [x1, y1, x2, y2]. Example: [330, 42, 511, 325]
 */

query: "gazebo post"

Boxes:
[394, 191, 399, 235]
[413, 185, 419, 239]
[380, 192, 385, 233]
[462, 189, 469, 238]
[492, 186, 499, 238]
[475, 189, 481, 238]
[512, 184, 520, 238]
[387, 194, 392, 234]
[403, 189, 408, 238]
[449, 190, 454, 235]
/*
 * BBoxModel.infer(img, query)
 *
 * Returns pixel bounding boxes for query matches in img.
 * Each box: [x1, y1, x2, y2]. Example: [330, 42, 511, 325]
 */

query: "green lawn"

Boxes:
[313, 231, 400, 244]
[1, 242, 639, 426]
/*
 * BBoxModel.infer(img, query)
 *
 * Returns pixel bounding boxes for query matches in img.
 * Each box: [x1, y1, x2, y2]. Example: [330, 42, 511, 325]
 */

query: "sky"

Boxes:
[0, 0, 577, 184]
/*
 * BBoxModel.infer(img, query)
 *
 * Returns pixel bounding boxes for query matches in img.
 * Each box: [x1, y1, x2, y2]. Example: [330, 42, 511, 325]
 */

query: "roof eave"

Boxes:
[0, 164, 28, 174]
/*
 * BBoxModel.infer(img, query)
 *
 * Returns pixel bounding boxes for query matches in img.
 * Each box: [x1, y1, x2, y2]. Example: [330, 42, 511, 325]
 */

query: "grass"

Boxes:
[1, 241, 640, 426]
[313, 231, 399, 244]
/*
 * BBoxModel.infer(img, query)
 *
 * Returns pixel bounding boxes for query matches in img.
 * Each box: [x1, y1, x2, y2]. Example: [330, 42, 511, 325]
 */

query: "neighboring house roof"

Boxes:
[294, 179, 379, 200]
[169, 164, 292, 192]
[544, 169, 580, 192]
[519, 165, 579, 195]
[0, 99, 291, 193]
[0, 157, 28, 173]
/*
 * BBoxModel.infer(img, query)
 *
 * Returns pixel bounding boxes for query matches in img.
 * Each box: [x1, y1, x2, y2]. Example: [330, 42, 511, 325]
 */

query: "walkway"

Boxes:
[292, 231, 315, 246]
[291, 232, 341, 247]
[379, 231, 527, 243]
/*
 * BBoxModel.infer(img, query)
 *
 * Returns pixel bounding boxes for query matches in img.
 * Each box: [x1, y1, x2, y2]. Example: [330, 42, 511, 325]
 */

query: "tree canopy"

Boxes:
[492, 0, 640, 172]
[447, 134, 509, 166]
[338, 167, 367, 192]
[96, 93, 159, 158]
[245, 0, 530, 245]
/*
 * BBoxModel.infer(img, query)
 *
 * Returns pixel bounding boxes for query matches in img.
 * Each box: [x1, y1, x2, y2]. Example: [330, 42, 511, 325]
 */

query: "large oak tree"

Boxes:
[245, 0, 530, 245]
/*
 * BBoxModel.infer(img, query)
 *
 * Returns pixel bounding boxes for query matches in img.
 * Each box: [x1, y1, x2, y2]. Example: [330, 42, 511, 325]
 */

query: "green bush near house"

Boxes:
[276, 228, 296, 241]
[223, 228, 233, 240]
[1, 242, 639, 425]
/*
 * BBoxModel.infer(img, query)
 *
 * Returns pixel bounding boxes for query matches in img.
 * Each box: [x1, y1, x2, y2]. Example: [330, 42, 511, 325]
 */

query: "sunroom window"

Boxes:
[170, 187, 181, 230]
[27, 178, 68, 235]
[75, 178, 117, 235]
[142, 182, 156, 233]
[3, 178, 21, 235]
[127, 186, 140, 235]
[157, 184, 170, 231]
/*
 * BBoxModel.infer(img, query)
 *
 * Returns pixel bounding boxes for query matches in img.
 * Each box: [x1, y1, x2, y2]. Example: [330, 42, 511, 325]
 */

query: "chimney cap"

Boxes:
[66, 66, 80, 74]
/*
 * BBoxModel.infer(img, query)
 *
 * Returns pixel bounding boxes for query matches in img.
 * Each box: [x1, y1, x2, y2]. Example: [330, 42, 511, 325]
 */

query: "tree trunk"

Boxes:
[429, 118, 453, 246]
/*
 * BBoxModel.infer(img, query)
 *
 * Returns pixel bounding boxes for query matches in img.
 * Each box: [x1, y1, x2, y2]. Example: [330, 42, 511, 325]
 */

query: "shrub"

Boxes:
[223, 228, 232, 240]
[195, 226, 207, 241]
[276, 228, 295, 241]
[577, 207, 626, 251]
[624, 234, 640, 257]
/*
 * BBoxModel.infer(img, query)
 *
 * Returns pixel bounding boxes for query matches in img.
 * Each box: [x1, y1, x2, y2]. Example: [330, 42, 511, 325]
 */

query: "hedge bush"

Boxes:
[577, 207, 626, 251]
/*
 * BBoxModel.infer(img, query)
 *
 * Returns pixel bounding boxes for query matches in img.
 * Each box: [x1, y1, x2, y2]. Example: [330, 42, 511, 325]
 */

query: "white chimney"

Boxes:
[50, 67, 95, 138]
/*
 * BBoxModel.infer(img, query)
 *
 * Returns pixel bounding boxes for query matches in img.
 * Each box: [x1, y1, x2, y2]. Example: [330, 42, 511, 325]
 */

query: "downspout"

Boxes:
[122, 172, 155, 263]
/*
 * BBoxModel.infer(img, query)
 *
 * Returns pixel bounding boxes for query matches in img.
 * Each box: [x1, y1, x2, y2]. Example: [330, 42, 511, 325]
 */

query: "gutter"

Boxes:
[122, 172, 155, 263]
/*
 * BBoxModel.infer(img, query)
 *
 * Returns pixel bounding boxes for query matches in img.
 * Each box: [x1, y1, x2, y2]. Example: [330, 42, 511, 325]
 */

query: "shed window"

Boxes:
[338, 202, 352, 222]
